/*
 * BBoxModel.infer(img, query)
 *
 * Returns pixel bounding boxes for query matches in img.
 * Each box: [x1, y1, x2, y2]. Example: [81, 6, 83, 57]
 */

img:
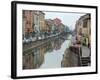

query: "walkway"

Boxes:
[81, 46, 90, 57]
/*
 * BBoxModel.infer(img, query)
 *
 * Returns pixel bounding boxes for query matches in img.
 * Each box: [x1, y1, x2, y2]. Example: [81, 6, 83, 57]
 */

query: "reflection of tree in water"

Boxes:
[46, 42, 53, 53]
[53, 38, 64, 50]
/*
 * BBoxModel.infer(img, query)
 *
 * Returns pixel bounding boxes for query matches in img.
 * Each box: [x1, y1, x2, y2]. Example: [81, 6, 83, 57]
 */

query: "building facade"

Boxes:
[39, 11, 45, 33]
[75, 14, 91, 47]
[23, 10, 33, 39]
[23, 10, 45, 39]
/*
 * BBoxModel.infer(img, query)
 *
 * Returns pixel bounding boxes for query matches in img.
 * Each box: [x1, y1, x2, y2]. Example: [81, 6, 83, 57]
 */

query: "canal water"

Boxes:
[40, 39, 71, 68]
[23, 35, 76, 69]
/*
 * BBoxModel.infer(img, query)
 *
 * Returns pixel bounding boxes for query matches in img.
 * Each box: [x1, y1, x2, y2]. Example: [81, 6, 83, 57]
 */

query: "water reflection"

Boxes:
[23, 35, 79, 69]
[61, 49, 79, 67]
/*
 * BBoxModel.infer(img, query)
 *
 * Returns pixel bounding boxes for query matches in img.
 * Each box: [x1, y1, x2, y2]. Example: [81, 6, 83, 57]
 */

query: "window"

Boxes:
[83, 19, 88, 28]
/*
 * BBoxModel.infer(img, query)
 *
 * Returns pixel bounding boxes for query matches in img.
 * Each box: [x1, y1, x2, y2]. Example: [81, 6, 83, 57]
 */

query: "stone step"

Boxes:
[80, 57, 90, 66]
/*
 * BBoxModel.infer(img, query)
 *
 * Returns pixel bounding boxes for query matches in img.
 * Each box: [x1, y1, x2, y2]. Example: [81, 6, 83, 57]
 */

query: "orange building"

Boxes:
[23, 10, 34, 39]
[23, 10, 45, 39]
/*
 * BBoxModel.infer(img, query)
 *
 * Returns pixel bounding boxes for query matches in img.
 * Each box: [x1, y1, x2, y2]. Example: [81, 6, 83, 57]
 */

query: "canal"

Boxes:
[23, 34, 79, 69]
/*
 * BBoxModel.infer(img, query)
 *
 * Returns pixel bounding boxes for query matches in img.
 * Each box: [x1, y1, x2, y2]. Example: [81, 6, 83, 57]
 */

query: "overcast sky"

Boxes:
[44, 11, 86, 30]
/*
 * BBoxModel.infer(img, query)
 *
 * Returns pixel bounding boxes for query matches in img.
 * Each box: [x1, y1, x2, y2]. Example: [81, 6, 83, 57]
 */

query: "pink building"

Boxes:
[53, 18, 61, 26]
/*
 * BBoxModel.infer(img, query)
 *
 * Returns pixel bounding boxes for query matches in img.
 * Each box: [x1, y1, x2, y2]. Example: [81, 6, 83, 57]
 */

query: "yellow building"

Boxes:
[45, 19, 52, 32]
[39, 11, 45, 32]
[75, 14, 91, 47]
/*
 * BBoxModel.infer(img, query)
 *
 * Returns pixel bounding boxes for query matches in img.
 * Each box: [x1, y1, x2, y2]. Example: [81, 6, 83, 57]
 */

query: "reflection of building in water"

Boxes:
[53, 38, 64, 50]
[23, 52, 35, 69]
[23, 37, 66, 69]
[23, 46, 45, 69]
[61, 48, 79, 67]
[54, 39, 61, 50]
[33, 47, 44, 68]
[23, 41, 52, 69]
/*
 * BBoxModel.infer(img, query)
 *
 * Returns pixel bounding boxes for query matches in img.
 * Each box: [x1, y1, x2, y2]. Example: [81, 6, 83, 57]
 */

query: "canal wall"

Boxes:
[61, 48, 80, 67]
[23, 38, 52, 53]
[62, 44, 91, 67]
[62, 34, 83, 67]
[23, 34, 70, 53]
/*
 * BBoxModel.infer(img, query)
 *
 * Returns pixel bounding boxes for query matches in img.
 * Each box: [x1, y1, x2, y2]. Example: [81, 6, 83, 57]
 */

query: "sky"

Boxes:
[44, 11, 86, 30]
